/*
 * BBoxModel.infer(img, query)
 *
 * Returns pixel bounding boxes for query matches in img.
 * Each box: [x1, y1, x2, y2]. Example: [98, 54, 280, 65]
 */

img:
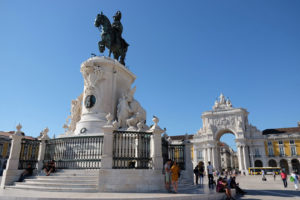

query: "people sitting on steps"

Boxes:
[216, 176, 235, 200]
[18, 163, 33, 182]
[43, 160, 56, 176]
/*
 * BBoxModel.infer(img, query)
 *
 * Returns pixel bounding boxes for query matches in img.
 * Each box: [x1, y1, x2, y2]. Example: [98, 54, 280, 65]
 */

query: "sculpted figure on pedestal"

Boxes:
[117, 95, 131, 128]
[116, 86, 147, 130]
[64, 94, 83, 133]
[126, 87, 146, 130]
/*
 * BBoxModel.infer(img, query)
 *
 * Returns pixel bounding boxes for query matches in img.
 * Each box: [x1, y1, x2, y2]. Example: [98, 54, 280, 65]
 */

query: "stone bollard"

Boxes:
[149, 116, 165, 170]
[1, 124, 24, 188]
[36, 128, 50, 171]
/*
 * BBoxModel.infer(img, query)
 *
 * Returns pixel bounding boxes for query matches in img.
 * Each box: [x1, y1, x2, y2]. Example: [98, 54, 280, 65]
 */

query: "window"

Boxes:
[278, 140, 283, 145]
[291, 146, 297, 156]
[290, 140, 295, 145]
[268, 147, 274, 156]
[279, 147, 285, 156]
[255, 148, 260, 156]
[197, 151, 203, 159]
[267, 141, 272, 146]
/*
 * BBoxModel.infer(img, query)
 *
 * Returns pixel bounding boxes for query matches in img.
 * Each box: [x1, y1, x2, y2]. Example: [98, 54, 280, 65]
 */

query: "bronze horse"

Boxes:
[94, 12, 129, 65]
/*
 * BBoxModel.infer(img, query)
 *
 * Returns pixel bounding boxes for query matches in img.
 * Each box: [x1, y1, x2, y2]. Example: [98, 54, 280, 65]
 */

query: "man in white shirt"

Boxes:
[207, 161, 214, 188]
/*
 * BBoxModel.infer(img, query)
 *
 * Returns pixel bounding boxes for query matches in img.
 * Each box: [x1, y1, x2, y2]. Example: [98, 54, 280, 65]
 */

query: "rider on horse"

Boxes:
[112, 11, 124, 48]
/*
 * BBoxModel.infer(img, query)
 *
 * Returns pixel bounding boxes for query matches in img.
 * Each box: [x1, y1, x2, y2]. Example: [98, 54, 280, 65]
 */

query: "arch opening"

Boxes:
[216, 130, 238, 173]
[291, 159, 300, 174]
[255, 160, 263, 167]
[268, 159, 277, 167]
[280, 159, 289, 174]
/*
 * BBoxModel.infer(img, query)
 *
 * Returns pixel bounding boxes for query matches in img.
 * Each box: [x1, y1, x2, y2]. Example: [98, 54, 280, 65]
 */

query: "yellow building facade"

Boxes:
[263, 125, 300, 174]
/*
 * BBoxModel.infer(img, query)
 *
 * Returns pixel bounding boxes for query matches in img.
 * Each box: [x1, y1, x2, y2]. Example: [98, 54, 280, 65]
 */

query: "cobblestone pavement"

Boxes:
[234, 175, 300, 200]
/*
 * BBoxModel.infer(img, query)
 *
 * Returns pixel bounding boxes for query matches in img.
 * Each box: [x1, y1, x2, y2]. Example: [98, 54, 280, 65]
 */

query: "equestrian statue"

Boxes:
[94, 11, 129, 66]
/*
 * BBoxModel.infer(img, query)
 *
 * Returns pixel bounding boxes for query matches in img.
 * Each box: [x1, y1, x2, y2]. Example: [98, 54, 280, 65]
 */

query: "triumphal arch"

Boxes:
[193, 94, 265, 174]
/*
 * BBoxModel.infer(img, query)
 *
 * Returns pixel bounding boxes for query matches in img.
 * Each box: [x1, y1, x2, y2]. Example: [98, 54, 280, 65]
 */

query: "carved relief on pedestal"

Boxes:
[81, 61, 105, 111]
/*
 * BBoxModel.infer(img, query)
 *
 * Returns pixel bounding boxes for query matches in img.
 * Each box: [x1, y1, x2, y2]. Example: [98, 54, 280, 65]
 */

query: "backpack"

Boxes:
[193, 167, 199, 174]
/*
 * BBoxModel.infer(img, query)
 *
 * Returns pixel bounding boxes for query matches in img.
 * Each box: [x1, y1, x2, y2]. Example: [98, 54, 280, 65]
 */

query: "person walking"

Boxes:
[290, 171, 299, 190]
[262, 170, 266, 181]
[170, 160, 180, 193]
[280, 170, 288, 188]
[164, 159, 172, 192]
[199, 163, 204, 185]
[207, 161, 214, 188]
[193, 165, 199, 185]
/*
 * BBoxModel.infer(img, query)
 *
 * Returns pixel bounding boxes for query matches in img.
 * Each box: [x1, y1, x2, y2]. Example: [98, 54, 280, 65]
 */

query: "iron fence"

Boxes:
[44, 135, 103, 169]
[113, 131, 152, 169]
[18, 139, 40, 169]
[168, 144, 185, 170]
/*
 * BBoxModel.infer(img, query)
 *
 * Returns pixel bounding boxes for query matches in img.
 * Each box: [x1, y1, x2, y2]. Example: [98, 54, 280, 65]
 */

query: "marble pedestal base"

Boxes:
[98, 169, 164, 192]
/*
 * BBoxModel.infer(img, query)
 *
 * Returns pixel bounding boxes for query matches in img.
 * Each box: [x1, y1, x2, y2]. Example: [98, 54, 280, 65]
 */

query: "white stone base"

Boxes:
[98, 169, 164, 192]
[1, 169, 23, 188]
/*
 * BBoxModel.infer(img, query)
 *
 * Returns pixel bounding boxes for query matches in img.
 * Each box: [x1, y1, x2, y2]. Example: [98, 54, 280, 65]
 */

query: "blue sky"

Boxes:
[0, 1, 299, 150]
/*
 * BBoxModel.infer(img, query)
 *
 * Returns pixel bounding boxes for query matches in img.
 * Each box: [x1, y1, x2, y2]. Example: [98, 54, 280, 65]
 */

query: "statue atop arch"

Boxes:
[213, 93, 233, 110]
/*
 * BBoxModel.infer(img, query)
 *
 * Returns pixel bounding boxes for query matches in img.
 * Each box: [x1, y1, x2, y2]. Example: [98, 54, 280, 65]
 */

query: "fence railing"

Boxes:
[44, 135, 104, 169]
[168, 144, 185, 170]
[18, 139, 40, 169]
[113, 131, 152, 169]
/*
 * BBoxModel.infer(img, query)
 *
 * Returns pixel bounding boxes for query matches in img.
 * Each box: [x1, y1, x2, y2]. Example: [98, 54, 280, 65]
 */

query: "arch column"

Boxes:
[237, 145, 244, 172]
[203, 147, 208, 169]
[242, 145, 250, 174]
[208, 147, 212, 163]
[212, 147, 217, 169]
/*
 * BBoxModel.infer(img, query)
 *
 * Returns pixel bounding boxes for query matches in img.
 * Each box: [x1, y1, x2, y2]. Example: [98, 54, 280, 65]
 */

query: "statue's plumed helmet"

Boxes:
[114, 11, 122, 20]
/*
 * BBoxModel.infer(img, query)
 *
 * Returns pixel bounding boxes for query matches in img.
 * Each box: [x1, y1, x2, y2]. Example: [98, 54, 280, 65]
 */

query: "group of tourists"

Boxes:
[17, 160, 56, 182]
[164, 159, 181, 193]
[192, 161, 246, 199]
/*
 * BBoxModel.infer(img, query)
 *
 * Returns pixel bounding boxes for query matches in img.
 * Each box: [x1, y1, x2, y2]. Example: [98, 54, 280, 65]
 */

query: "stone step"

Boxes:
[15, 182, 97, 189]
[24, 179, 97, 184]
[36, 173, 98, 178]
[34, 176, 97, 181]
[53, 170, 99, 175]
[5, 185, 98, 192]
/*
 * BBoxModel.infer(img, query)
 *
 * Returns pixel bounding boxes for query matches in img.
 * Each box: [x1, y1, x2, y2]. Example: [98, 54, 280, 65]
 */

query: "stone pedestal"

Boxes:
[98, 169, 164, 192]
[74, 57, 136, 135]
[1, 126, 24, 188]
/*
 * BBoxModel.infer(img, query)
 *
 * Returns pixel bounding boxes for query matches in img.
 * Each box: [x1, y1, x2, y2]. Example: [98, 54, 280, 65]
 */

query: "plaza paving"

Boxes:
[235, 175, 300, 200]
[0, 175, 299, 200]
